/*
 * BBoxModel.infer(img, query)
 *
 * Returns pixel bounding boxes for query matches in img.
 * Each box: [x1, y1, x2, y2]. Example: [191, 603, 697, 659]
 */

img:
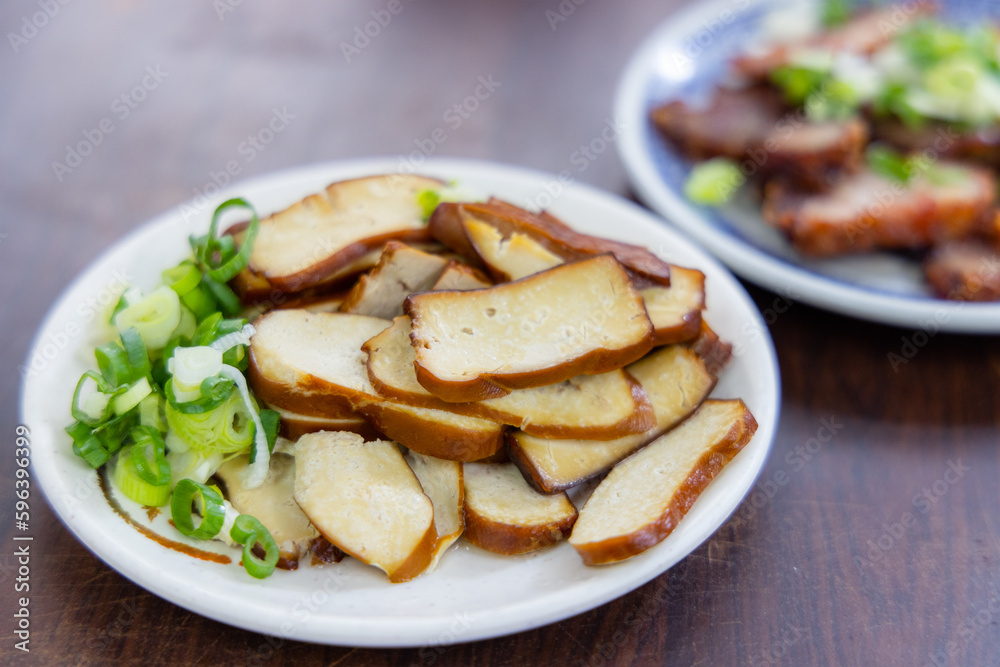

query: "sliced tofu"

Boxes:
[339, 241, 450, 318]
[215, 453, 318, 569]
[569, 400, 757, 565]
[430, 261, 492, 291]
[687, 321, 733, 376]
[463, 217, 563, 282]
[405, 255, 655, 402]
[507, 345, 717, 493]
[456, 213, 704, 344]
[293, 431, 437, 582]
[462, 463, 578, 555]
[364, 316, 654, 439]
[266, 404, 381, 441]
[355, 400, 504, 462]
[248, 174, 442, 292]
[249, 309, 504, 461]
[430, 199, 674, 286]
[404, 452, 464, 569]
[640, 266, 705, 345]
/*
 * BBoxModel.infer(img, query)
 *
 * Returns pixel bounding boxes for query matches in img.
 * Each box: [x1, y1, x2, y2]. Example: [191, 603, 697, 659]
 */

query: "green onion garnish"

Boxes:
[821, 0, 852, 28]
[192, 197, 260, 284]
[230, 515, 279, 579]
[170, 479, 226, 540]
[867, 145, 915, 184]
[417, 189, 441, 221]
[684, 158, 746, 207]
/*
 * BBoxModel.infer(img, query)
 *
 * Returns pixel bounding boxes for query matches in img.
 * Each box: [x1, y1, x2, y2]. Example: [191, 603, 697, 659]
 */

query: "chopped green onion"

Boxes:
[193, 198, 260, 284]
[873, 83, 925, 127]
[684, 158, 746, 206]
[66, 421, 112, 469]
[230, 515, 279, 579]
[417, 189, 441, 220]
[202, 276, 243, 317]
[169, 346, 223, 396]
[112, 446, 172, 506]
[821, 0, 851, 28]
[771, 65, 830, 105]
[95, 340, 132, 387]
[867, 145, 914, 183]
[258, 409, 280, 458]
[71, 371, 117, 426]
[119, 327, 151, 381]
[114, 285, 182, 350]
[139, 393, 165, 431]
[170, 479, 226, 539]
[217, 365, 270, 488]
[898, 19, 975, 69]
[162, 261, 202, 297]
[112, 377, 152, 416]
[130, 426, 170, 486]
[167, 448, 225, 486]
[805, 79, 859, 121]
[170, 306, 198, 341]
[180, 283, 219, 321]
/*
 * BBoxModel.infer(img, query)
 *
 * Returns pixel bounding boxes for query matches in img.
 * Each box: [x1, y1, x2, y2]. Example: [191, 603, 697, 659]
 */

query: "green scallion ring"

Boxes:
[230, 515, 279, 579]
[162, 261, 203, 297]
[170, 479, 226, 540]
[199, 197, 260, 284]
[130, 426, 171, 486]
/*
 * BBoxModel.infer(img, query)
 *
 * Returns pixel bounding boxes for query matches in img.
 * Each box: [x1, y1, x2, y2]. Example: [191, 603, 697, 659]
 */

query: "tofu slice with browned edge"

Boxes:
[215, 453, 318, 570]
[430, 199, 674, 286]
[459, 212, 705, 344]
[339, 241, 450, 318]
[405, 255, 655, 402]
[248, 310, 504, 460]
[294, 431, 436, 583]
[265, 404, 380, 441]
[507, 345, 717, 493]
[404, 452, 464, 569]
[364, 316, 654, 440]
[569, 400, 757, 565]
[462, 463, 577, 555]
[247, 174, 443, 292]
[430, 261, 492, 291]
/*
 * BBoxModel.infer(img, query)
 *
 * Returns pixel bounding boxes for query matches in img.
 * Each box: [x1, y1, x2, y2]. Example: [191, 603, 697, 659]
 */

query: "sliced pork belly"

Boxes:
[763, 163, 997, 256]
[872, 117, 1000, 168]
[651, 86, 867, 190]
[924, 240, 1000, 301]
[733, 2, 937, 80]
[651, 87, 786, 162]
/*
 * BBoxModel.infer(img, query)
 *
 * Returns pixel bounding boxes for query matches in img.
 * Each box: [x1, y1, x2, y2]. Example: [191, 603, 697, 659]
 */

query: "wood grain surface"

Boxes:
[2, 1, 999, 665]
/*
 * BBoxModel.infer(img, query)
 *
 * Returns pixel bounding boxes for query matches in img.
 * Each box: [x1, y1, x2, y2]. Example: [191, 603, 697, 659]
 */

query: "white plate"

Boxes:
[616, 0, 1000, 333]
[21, 157, 779, 647]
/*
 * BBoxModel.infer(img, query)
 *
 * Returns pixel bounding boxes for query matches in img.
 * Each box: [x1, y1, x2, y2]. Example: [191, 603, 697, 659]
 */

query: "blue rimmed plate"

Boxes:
[616, 0, 1000, 332]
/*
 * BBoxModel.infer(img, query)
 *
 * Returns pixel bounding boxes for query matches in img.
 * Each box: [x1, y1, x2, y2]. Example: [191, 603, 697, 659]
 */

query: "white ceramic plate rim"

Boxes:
[615, 0, 1000, 333]
[21, 157, 779, 647]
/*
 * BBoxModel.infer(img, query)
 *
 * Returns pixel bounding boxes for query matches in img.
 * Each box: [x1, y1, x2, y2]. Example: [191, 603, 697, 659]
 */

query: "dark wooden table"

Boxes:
[3, 1, 999, 665]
